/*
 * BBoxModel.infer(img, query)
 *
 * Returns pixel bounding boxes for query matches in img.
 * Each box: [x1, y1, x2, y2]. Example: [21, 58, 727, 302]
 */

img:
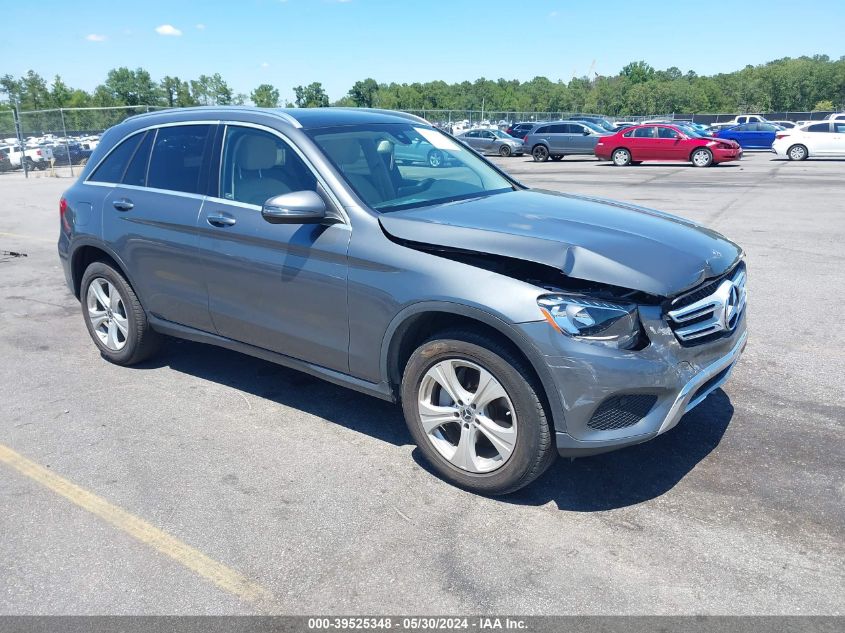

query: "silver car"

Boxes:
[59, 107, 747, 495]
[457, 129, 524, 157]
[522, 120, 611, 162]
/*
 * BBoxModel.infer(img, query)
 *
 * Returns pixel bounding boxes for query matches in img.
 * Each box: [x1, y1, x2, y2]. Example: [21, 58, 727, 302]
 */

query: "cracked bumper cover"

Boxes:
[516, 305, 748, 457]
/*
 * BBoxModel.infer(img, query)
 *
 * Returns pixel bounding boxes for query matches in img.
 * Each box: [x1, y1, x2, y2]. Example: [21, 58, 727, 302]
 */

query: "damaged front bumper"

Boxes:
[516, 305, 748, 457]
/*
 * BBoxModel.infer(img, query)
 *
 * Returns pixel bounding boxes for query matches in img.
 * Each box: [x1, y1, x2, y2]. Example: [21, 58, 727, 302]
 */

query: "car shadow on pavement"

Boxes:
[140, 339, 412, 447]
[500, 389, 734, 511]
[141, 338, 732, 510]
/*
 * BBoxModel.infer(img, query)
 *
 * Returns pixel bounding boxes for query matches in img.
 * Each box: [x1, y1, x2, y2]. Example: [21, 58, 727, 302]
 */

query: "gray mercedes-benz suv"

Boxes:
[58, 107, 747, 495]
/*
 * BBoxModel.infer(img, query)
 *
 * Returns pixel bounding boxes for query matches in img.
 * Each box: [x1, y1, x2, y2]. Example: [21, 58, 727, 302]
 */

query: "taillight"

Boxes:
[36, 149, 42, 156]
[59, 197, 71, 232]
[523, 135, 528, 142]
[775, 133, 788, 140]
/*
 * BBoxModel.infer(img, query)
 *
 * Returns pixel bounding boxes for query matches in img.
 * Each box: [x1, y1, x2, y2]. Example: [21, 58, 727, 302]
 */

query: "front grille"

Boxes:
[587, 394, 658, 431]
[666, 263, 746, 346]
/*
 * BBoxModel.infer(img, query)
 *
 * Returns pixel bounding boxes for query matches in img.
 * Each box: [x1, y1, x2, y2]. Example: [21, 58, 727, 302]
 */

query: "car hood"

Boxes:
[379, 190, 742, 298]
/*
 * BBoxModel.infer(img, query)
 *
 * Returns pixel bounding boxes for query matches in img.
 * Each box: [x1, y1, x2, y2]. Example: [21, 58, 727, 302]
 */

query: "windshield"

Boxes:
[491, 129, 512, 139]
[309, 123, 515, 213]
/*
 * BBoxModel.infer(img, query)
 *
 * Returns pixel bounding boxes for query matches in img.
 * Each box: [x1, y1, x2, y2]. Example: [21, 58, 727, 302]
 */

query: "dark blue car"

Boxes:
[716, 122, 784, 149]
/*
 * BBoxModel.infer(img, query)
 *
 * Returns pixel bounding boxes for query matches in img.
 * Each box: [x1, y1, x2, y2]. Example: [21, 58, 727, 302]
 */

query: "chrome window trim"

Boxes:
[84, 120, 220, 186]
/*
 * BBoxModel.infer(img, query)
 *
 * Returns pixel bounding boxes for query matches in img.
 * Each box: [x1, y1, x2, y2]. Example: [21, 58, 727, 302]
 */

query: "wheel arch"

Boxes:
[70, 241, 135, 300]
[381, 302, 566, 431]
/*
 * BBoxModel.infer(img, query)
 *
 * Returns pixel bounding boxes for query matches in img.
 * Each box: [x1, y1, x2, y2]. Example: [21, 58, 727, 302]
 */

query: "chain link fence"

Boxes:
[1, 105, 840, 179]
[1, 106, 166, 178]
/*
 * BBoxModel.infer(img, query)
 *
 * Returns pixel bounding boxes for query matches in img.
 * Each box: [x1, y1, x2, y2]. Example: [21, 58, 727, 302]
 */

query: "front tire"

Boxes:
[498, 145, 512, 157]
[532, 145, 549, 162]
[80, 261, 161, 366]
[427, 149, 444, 168]
[787, 144, 808, 161]
[401, 331, 555, 495]
[691, 148, 713, 167]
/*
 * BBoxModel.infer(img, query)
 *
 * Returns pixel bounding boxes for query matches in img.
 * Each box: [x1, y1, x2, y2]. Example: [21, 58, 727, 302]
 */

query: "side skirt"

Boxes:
[148, 316, 396, 403]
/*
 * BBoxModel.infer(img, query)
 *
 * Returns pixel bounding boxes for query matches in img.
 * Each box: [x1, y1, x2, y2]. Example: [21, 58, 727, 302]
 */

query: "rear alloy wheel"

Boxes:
[787, 144, 808, 161]
[691, 148, 713, 167]
[401, 331, 555, 495]
[498, 144, 512, 157]
[427, 149, 444, 168]
[81, 261, 161, 365]
[532, 145, 549, 162]
[612, 148, 632, 166]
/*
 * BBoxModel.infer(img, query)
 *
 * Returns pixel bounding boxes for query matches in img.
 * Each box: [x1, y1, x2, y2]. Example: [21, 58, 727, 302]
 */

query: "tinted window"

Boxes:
[221, 126, 317, 206]
[89, 133, 144, 183]
[534, 126, 550, 134]
[147, 125, 212, 194]
[548, 125, 568, 134]
[121, 131, 153, 187]
[622, 129, 636, 138]
[465, 131, 479, 138]
[633, 127, 657, 138]
[835, 123, 845, 133]
[807, 123, 830, 133]
[657, 127, 679, 139]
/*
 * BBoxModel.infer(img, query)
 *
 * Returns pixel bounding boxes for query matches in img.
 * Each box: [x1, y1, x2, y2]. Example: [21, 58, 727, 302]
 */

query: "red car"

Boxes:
[595, 124, 742, 167]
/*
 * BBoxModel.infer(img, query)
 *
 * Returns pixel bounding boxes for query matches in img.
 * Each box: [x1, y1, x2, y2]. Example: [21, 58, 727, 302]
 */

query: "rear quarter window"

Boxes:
[88, 133, 144, 183]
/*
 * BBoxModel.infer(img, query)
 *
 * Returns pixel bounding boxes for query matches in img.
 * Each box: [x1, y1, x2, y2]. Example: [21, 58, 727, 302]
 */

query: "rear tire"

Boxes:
[532, 145, 549, 162]
[80, 261, 161, 366]
[401, 330, 555, 495]
[612, 148, 632, 166]
[787, 144, 808, 161]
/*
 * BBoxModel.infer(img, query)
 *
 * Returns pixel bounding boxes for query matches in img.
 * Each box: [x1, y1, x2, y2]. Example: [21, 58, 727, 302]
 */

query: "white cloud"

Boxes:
[261, 62, 270, 68]
[155, 24, 182, 36]
[85, 33, 107, 42]
[195, 23, 206, 30]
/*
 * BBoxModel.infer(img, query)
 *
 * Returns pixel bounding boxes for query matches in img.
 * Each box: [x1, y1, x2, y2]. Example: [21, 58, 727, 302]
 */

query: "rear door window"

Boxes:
[807, 123, 830, 133]
[88, 133, 145, 183]
[147, 125, 213, 194]
[633, 127, 657, 138]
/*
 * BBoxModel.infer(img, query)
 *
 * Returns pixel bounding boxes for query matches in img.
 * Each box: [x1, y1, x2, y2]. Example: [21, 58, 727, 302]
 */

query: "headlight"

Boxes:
[537, 295, 641, 349]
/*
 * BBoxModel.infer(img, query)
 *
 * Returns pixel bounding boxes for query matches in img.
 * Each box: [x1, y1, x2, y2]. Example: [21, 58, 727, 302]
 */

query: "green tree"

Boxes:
[49, 75, 72, 107]
[102, 67, 160, 106]
[293, 82, 329, 108]
[251, 83, 280, 107]
[348, 78, 379, 107]
[814, 99, 835, 111]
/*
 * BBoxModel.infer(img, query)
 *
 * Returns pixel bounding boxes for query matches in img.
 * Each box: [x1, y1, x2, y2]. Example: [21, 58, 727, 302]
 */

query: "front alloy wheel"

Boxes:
[692, 148, 713, 167]
[428, 149, 444, 168]
[499, 144, 512, 157]
[401, 331, 555, 495]
[417, 359, 517, 473]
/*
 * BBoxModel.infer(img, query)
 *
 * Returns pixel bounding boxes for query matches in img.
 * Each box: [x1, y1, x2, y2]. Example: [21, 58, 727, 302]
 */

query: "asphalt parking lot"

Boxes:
[0, 152, 843, 615]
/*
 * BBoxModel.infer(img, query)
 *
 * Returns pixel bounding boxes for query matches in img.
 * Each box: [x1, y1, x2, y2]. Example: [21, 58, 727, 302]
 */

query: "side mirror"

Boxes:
[583, 129, 591, 135]
[262, 190, 327, 224]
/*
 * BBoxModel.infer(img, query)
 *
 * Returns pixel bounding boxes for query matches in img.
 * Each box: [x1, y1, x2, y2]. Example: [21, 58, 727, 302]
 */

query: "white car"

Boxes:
[768, 120, 800, 129]
[772, 121, 845, 160]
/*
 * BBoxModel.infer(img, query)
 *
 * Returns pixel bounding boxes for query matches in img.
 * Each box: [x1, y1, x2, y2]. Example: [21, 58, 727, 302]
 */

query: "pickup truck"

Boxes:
[0, 144, 53, 170]
[719, 114, 769, 126]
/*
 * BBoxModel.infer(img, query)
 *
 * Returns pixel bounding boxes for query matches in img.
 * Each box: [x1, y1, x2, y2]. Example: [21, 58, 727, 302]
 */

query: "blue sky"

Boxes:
[2, 0, 843, 102]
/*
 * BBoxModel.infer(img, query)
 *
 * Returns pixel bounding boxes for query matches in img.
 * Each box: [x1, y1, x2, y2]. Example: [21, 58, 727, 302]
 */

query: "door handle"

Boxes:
[112, 198, 134, 211]
[206, 213, 237, 228]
